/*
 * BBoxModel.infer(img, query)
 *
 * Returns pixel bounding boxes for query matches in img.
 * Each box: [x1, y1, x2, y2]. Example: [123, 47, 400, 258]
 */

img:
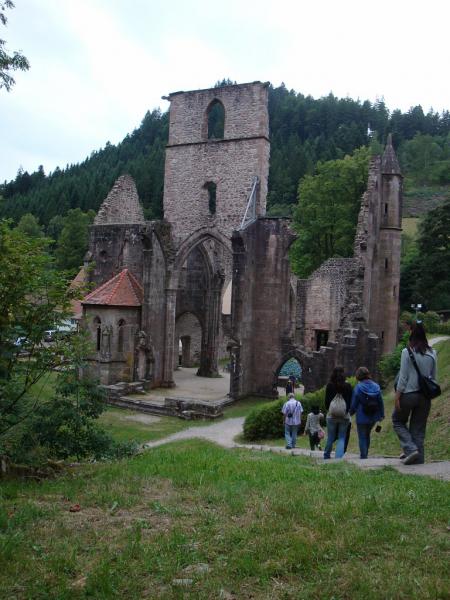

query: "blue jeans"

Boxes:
[285, 424, 298, 448]
[356, 422, 374, 458]
[324, 418, 348, 458]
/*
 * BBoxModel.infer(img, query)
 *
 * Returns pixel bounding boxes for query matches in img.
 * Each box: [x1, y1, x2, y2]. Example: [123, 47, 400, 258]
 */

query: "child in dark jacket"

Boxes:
[350, 366, 384, 459]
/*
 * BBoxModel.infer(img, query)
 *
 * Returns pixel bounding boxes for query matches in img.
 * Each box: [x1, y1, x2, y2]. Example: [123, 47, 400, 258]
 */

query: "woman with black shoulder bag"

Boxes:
[393, 322, 439, 465]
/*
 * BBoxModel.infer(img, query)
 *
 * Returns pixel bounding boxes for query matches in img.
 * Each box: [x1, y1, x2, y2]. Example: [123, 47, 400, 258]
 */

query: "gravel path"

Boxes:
[429, 335, 450, 346]
[144, 417, 245, 450]
[144, 416, 450, 481]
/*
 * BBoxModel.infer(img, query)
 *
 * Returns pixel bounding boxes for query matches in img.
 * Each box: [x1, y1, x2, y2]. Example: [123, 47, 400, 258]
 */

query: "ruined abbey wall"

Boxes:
[296, 258, 356, 351]
[82, 82, 401, 396]
[89, 224, 145, 287]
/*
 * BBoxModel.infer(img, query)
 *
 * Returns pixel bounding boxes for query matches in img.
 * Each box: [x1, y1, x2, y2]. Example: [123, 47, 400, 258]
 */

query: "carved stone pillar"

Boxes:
[162, 287, 177, 387]
[197, 282, 222, 377]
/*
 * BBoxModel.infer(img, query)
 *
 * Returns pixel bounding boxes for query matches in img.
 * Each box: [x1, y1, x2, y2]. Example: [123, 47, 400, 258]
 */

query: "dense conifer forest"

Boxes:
[1, 83, 449, 228]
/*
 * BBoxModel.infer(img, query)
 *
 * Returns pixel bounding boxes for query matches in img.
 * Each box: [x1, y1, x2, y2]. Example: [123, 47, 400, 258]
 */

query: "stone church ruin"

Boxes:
[80, 81, 402, 401]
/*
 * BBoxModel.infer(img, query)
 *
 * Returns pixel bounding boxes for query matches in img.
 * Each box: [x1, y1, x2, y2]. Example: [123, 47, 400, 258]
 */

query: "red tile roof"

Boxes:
[82, 269, 143, 307]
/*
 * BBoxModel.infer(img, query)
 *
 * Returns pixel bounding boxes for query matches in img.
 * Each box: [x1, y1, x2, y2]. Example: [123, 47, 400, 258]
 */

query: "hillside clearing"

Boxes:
[1, 440, 449, 599]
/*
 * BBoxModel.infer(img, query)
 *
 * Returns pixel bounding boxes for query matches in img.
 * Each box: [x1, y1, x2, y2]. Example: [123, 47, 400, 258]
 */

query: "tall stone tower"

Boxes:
[376, 134, 403, 352]
[357, 135, 402, 354]
[162, 82, 270, 244]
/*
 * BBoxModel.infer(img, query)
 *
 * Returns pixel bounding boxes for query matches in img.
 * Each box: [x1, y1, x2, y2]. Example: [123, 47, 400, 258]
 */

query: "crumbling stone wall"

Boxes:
[88, 224, 145, 287]
[296, 258, 356, 351]
[229, 217, 382, 399]
[230, 217, 296, 397]
[94, 175, 145, 225]
[352, 139, 402, 353]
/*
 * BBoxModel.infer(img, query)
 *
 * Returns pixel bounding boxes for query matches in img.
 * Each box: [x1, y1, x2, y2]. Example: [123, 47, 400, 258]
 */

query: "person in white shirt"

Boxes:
[281, 393, 303, 449]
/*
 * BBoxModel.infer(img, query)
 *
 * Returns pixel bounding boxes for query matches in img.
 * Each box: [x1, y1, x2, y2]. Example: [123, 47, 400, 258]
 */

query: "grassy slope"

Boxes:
[402, 216, 419, 237]
[1, 441, 449, 599]
[402, 184, 449, 218]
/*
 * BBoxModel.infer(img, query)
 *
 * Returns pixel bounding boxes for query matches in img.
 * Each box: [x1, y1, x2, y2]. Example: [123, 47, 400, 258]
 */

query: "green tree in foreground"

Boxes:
[0, 221, 132, 462]
[0, 222, 74, 447]
[290, 147, 370, 278]
[0, 1, 29, 91]
[27, 334, 116, 461]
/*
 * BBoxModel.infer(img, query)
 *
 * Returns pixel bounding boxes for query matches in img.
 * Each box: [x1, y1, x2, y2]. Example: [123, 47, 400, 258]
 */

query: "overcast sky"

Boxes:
[1, 0, 449, 183]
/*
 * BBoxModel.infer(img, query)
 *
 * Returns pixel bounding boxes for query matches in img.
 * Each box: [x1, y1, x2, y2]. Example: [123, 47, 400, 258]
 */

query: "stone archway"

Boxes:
[272, 349, 315, 395]
[175, 311, 202, 368]
[162, 229, 232, 383]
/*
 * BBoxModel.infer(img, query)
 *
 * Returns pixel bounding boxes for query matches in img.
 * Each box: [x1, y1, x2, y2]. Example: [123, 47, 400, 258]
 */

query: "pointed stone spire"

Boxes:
[94, 174, 145, 225]
[381, 134, 402, 175]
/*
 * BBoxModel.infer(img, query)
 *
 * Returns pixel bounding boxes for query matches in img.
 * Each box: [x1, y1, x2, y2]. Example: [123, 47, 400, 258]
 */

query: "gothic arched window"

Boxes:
[118, 319, 125, 352]
[207, 100, 225, 139]
[204, 181, 217, 215]
[94, 316, 101, 351]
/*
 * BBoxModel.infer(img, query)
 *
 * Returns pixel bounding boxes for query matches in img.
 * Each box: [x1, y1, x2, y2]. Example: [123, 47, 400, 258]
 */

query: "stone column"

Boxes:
[140, 246, 153, 355]
[162, 287, 176, 387]
[197, 278, 222, 377]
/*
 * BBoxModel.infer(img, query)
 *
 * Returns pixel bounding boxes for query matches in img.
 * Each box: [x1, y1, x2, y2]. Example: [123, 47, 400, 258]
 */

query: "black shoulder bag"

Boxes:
[406, 347, 441, 400]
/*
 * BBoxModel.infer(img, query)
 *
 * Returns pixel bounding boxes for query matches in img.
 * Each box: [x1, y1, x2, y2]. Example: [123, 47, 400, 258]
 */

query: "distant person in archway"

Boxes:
[285, 379, 294, 395]
[392, 322, 438, 465]
[281, 393, 303, 450]
[289, 374, 296, 391]
[350, 367, 384, 459]
[323, 367, 353, 459]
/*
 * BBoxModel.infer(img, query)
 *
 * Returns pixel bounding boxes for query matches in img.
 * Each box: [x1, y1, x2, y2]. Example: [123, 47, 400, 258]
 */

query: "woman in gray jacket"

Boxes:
[393, 322, 437, 465]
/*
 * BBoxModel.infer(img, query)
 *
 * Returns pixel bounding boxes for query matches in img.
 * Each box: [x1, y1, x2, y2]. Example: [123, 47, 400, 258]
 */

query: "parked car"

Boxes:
[43, 330, 57, 342]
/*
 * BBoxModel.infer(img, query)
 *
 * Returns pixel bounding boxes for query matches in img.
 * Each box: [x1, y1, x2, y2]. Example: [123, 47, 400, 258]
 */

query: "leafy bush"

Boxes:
[243, 399, 285, 441]
[243, 377, 360, 442]
[421, 311, 440, 332]
[431, 321, 450, 335]
[378, 332, 409, 385]
[243, 391, 328, 441]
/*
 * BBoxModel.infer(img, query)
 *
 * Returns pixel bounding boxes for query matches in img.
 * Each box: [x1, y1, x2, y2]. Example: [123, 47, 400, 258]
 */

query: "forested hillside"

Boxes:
[1, 83, 449, 229]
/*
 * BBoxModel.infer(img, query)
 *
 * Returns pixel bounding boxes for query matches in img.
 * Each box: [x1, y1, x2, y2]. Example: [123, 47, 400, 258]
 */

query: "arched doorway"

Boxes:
[276, 357, 303, 396]
[171, 230, 231, 379]
[175, 312, 202, 368]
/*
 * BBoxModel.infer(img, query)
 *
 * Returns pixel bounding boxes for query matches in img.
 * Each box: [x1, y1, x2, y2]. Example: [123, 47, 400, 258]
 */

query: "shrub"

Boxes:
[243, 390, 328, 441]
[243, 377, 360, 442]
[432, 321, 450, 335]
[378, 332, 409, 385]
[243, 399, 285, 441]
[422, 311, 440, 332]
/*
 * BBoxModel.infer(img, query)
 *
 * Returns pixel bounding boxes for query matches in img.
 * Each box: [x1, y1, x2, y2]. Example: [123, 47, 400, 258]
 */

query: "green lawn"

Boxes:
[402, 216, 419, 237]
[1, 441, 449, 599]
[99, 396, 265, 446]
